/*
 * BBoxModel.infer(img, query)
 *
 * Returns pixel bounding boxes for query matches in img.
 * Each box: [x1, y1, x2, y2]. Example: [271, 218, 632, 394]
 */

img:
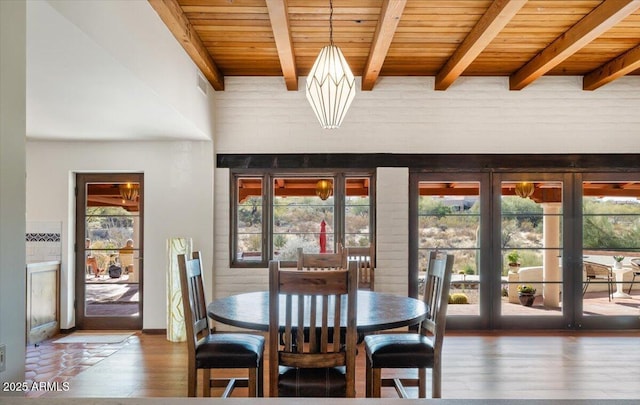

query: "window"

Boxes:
[416, 180, 481, 315]
[232, 172, 374, 267]
[235, 177, 264, 262]
[272, 177, 336, 261]
[581, 179, 640, 316]
[345, 177, 372, 247]
[500, 180, 563, 318]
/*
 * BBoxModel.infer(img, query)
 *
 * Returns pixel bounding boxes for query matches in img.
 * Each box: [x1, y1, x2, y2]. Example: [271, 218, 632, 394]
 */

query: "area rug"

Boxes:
[53, 332, 134, 344]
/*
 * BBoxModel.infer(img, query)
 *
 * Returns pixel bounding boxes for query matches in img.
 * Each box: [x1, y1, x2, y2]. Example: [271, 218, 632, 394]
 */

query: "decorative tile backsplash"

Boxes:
[26, 233, 61, 242]
[26, 221, 62, 263]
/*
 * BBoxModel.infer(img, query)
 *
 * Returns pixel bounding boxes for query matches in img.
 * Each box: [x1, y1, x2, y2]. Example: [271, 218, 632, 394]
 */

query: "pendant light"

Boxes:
[119, 183, 139, 202]
[514, 182, 535, 199]
[315, 179, 333, 200]
[305, 0, 356, 129]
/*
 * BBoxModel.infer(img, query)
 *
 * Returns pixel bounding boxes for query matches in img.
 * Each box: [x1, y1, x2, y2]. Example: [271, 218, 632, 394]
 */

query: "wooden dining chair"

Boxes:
[582, 260, 614, 301]
[347, 246, 375, 290]
[364, 251, 453, 398]
[268, 259, 358, 397]
[297, 244, 346, 270]
[177, 251, 265, 397]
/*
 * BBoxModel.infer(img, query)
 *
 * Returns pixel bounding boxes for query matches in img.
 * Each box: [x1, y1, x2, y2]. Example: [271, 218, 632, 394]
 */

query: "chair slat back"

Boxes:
[584, 261, 612, 278]
[347, 246, 375, 290]
[297, 244, 346, 270]
[269, 260, 357, 397]
[178, 251, 210, 356]
[420, 251, 454, 345]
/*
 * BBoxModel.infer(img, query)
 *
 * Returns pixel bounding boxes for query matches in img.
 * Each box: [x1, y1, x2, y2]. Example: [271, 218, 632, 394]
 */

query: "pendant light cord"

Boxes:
[329, 0, 334, 45]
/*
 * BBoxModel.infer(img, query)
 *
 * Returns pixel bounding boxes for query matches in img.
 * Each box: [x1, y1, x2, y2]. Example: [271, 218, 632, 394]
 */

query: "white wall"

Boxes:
[0, 0, 27, 387]
[215, 76, 640, 153]
[27, 0, 215, 141]
[26, 141, 214, 330]
[211, 76, 640, 324]
[375, 168, 410, 296]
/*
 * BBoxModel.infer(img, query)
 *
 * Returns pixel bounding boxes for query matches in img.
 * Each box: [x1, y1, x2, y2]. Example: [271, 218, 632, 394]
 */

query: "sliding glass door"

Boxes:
[578, 173, 640, 329]
[495, 173, 568, 329]
[410, 173, 489, 329]
[411, 171, 640, 330]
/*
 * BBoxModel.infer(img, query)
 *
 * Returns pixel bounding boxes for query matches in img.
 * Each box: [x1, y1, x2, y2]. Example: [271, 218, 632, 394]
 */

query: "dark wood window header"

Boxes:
[217, 154, 640, 171]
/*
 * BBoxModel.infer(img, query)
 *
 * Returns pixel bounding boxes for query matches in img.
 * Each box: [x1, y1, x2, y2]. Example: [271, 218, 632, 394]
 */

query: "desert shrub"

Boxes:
[448, 293, 469, 304]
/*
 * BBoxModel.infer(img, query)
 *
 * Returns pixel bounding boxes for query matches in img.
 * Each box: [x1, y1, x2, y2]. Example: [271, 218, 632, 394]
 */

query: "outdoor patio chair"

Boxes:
[177, 251, 264, 397]
[582, 261, 614, 302]
[268, 260, 358, 397]
[364, 251, 454, 398]
[628, 258, 640, 294]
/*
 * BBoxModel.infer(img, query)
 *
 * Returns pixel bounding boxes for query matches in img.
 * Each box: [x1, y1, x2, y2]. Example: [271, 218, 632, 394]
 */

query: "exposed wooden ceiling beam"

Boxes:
[435, 0, 526, 91]
[510, 0, 640, 90]
[362, 0, 407, 91]
[266, 0, 298, 91]
[583, 44, 640, 90]
[148, 0, 224, 91]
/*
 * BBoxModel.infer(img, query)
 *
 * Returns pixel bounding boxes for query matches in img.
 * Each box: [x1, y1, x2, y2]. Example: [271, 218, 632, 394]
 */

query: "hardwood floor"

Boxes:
[32, 330, 640, 400]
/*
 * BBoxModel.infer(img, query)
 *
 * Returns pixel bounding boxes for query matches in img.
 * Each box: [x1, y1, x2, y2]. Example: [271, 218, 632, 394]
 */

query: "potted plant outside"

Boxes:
[613, 255, 624, 269]
[507, 250, 521, 273]
[517, 284, 536, 306]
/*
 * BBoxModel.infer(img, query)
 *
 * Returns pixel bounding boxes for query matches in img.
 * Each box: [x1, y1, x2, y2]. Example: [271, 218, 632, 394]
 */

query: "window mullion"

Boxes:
[335, 174, 345, 249]
[264, 173, 272, 266]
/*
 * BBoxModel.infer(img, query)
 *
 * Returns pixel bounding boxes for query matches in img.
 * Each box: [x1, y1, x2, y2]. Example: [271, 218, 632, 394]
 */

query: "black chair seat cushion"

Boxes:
[365, 333, 434, 369]
[278, 366, 346, 397]
[196, 333, 264, 369]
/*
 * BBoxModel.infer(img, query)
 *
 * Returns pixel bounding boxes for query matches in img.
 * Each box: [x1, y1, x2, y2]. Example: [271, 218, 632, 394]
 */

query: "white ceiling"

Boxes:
[26, 0, 212, 141]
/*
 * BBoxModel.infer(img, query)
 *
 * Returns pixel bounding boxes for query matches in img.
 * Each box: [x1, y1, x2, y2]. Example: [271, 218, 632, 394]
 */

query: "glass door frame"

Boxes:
[575, 172, 640, 330]
[410, 171, 585, 330]
[492, 172, 573, 330]
[409, 171, 491, 330]
[75, 172, 144, 330]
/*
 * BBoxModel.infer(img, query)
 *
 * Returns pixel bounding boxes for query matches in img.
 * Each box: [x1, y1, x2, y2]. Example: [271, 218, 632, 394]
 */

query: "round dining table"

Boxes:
[207, 290, 428, 333]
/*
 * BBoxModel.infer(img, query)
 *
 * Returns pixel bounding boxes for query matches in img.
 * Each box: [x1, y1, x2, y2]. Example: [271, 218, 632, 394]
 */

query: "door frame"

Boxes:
[574, 172, 640, 330]
[491, 172, 571, 330]
[409, 171, 490, 330]
[75, 172, 144, 330]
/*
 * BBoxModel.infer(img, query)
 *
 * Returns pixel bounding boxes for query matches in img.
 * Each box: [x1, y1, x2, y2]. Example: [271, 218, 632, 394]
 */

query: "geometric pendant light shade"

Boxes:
[305, 1, 356, 129]
[306, 45, 356, 129]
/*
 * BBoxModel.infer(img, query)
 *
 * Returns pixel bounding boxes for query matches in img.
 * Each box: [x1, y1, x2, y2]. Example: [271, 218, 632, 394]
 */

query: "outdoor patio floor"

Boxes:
[447, 290, 640, 316]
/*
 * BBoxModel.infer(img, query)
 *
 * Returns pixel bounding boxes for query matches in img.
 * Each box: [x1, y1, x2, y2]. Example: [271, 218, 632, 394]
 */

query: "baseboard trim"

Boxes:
[142, 328, 166, 335]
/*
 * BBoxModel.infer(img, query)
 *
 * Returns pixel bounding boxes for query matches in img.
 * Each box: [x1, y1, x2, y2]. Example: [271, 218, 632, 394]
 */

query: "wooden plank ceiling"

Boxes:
[149, 0, 640, 91]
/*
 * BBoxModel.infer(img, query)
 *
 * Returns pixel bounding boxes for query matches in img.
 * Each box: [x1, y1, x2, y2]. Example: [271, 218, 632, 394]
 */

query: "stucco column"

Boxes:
[542, 203, 561, 307]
